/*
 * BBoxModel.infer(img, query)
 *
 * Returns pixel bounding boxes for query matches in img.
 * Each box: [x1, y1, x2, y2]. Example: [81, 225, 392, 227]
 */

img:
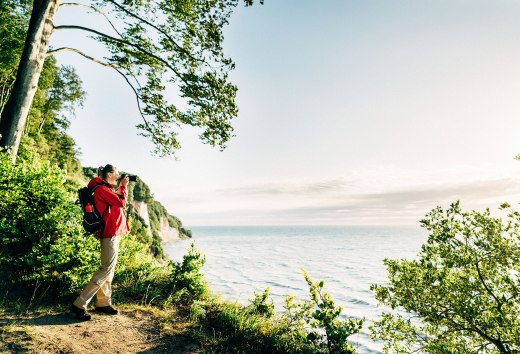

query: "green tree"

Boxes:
[0, 1, 28, 113]
[371, 202, 520, 353]
[18, 56, 85, 176]
[1, 3, 86, 175]
[34, 64, 85, 134]
[0, 0, 261, 161]
[130, 177, 153, 203]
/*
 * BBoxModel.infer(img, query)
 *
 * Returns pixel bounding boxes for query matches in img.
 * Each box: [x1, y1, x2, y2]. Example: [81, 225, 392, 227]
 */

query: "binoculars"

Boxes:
[118, 174, 138, 182]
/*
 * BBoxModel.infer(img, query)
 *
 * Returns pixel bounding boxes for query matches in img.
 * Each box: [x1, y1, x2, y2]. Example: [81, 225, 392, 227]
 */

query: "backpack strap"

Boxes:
[91, 183, 111, 237]
[100, 204, 110, 217]
[91, 183, 104, 194]
[91, 184, 111, 213]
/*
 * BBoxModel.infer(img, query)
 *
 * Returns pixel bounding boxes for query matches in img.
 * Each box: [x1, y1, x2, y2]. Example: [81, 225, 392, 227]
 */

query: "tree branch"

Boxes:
[60, 2, 123, 37]
[0, 70, 17, 113]
[53, 25, 186, 83]
[442, 313, 507, 354]
[103, 0, 207, 67]
[46, 47, 155, 135]
[475, 257, 503, 314]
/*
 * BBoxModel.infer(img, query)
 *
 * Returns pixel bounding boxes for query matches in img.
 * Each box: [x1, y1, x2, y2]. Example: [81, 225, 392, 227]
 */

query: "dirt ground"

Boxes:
[0, 306, 201, 354]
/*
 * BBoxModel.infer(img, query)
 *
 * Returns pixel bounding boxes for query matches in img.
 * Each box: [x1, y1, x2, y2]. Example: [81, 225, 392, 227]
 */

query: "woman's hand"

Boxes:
[120, 175, 130, 187]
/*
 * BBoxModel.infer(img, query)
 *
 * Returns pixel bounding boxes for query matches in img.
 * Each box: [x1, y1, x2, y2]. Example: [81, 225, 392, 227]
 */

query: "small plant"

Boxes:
[192, 297, 276, 353]
[189, 299, 207, 322]
[302, 270, 363, 353]
[277, 271, 363, 354]
[247, 288, 275, 318]
[170, 243, 208, 300]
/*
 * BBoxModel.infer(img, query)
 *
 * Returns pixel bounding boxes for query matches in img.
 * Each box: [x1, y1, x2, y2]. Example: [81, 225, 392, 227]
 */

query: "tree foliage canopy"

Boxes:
[371, 202, 520, 354]
[0, 0, 263, 159]
[50, 0, 250, 155]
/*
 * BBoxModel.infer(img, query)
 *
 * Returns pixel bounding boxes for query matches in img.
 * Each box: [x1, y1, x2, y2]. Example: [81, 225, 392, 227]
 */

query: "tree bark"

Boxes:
[0, 0, 60, 162]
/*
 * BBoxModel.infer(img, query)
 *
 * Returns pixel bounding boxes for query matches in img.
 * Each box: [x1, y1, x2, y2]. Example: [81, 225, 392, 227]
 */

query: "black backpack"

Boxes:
[76, 184, 108, 233]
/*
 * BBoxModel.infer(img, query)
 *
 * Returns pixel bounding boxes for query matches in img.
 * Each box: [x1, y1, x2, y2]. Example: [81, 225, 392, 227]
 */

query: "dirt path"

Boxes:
[0, 307, 201, 354]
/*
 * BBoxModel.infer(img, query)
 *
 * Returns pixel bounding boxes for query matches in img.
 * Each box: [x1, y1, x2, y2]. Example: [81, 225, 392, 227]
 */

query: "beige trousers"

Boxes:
[73, 236, 121, 310]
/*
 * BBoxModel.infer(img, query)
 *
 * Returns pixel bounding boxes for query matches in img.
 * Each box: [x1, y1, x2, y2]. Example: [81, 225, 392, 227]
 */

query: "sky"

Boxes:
[51, 0, 520, 226]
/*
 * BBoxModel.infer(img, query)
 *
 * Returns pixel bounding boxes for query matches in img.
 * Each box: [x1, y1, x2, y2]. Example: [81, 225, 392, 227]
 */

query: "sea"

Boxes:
[163, 225, 428, 353]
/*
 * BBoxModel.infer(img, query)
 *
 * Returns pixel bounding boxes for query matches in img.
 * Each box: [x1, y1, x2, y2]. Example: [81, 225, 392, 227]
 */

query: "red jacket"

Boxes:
[88, 177, 129, 238]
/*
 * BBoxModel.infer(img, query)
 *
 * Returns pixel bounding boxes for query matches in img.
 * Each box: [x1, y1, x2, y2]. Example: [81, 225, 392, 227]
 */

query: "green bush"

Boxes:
[247, 288, 275, 318]
[300, 271, 363, 353]
[0, 153, 174, 305]
[113, 228, 173, 306]
[180, 227, 193, 238]
[199, 299, 276, 353]
[131, 178, 152, 203]
[272, 271, 363, 354]
[189, 271, 362, 354]
[115, 260, 171, 306]
[170, 243, 208, 300]
[0, 152, 98, 297]
[371, 202, 520, 353]
[114, 242, 210, 307]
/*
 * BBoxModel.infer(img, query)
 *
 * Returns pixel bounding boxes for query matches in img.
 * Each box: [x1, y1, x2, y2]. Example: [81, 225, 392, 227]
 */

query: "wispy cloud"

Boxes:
[177, 177, 520, 226]
[215, 178, 352, 196]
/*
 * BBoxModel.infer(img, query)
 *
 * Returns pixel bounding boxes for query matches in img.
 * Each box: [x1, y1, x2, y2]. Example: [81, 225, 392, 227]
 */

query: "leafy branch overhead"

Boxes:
[48, 0, 249, 155]
[1, 0, 263, 160]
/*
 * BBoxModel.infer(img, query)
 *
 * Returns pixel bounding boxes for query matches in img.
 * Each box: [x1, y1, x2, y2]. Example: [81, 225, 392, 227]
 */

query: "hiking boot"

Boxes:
[95, 305, 119, 315]
[70, 304, 92, 321]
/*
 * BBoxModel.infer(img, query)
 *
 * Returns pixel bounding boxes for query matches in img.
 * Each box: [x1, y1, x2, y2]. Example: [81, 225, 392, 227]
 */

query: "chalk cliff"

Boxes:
[131, 199, 186, 243]
[132, 200, 151, 233]
[158, 216, 180, 242]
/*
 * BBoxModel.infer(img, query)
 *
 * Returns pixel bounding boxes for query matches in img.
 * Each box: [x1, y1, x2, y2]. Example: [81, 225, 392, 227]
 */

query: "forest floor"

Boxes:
[0, 305, 201, 354]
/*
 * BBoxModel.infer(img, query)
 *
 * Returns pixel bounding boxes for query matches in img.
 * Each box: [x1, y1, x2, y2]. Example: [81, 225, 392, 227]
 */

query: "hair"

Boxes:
[96, 164, 117, 180]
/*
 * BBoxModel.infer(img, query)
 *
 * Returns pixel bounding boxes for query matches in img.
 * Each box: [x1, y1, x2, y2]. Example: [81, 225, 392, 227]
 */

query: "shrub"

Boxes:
[0, 152, 170, 304]
[180, 227, 193, 238]
[247, 288, 275, 318]
[302, 271, 363, 353]
[113, 229, 171, 305]
[114, 260, 171, 306]
[190, 271, 363, 354]
[170, 243, 208, 300]
[371, 202, 520, 353]
[190, 297, 276, 353]
[115, 242, 210, 307]
[0, 152, 98, 297]
[274, 271, 363, 354]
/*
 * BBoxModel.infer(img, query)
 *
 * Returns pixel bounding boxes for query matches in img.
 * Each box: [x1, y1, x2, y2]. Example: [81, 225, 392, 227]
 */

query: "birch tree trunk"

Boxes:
[0, 0, 60, 162]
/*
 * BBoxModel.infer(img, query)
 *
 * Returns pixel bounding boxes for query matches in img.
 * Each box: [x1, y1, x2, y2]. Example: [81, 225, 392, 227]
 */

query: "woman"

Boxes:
[70, 164, 129, 321]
